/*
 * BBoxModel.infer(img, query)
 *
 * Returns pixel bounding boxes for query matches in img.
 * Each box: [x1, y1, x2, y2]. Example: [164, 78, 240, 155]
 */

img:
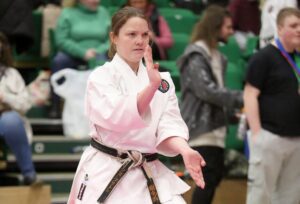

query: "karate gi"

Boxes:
[68, 54, 190, 204]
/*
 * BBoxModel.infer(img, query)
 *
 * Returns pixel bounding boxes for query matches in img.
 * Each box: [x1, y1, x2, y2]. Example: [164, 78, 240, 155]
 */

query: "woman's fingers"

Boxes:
[153, 62, 159, 70]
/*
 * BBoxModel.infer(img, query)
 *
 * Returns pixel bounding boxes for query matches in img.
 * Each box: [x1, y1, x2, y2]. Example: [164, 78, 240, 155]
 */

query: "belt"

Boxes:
[90, 138, 161, 204]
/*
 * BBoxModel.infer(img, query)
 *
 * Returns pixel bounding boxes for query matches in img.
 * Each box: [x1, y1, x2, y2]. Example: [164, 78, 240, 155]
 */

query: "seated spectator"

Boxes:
[125, 0, 173, 60]
[50, 0, 111, 118]
[0, 32, 38, 185]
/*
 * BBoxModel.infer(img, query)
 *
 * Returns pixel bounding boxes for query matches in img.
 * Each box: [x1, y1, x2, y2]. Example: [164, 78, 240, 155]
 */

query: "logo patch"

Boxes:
[158, 79, 169, 93]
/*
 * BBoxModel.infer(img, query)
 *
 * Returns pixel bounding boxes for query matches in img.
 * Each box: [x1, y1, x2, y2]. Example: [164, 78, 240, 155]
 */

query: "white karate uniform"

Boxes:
[67, 54, 190, 204]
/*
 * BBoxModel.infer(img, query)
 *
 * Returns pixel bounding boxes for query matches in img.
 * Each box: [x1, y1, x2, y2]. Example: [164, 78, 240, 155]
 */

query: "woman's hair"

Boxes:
[0, 32, 13, 69]
[277, 7, 300, 26]
[108, 7, 149, 59]
[190, 5, 231, 49]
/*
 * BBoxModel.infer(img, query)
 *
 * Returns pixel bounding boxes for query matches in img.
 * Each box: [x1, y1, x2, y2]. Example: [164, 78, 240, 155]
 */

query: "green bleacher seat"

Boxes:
[167, 33, 189, 61]
[243, 35, 259, 60]
[153, 0, 172, 7]
[218, 36, 242, 64]
[101, 0, 112, 7]
[111, 0, 126, 7]
[108, 6, 119, 16]
[225, 61, 245, 90]
[159, 8, 197, 34]
[224, 62, 245, 151]
[157, 60, 181, 92]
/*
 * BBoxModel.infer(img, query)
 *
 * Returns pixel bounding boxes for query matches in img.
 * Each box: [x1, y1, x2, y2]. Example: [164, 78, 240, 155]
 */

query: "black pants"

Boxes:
[192, 146, 224, 204]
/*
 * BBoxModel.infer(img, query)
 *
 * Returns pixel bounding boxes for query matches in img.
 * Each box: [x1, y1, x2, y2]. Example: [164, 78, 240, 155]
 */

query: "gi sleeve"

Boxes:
[155, 73, 189, 156]
[85, 68, 149, 132]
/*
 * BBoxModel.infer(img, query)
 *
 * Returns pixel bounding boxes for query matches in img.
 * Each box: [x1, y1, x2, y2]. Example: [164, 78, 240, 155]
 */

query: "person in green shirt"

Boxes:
[50, 0, 111, 118]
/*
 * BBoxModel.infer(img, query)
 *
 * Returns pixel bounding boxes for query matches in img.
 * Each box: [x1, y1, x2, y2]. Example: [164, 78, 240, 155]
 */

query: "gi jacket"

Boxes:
[68, 54, 190, 204]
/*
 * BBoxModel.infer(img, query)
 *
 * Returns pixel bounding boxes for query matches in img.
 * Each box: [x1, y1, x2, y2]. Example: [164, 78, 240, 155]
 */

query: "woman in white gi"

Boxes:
[68, 7, 206, 204]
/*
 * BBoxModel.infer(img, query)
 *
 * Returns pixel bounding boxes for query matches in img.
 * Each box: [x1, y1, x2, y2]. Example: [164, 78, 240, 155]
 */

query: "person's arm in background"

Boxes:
[243, 83, 261, 140]
[0, 69, 32, 114]
[153, 16, 173, 49]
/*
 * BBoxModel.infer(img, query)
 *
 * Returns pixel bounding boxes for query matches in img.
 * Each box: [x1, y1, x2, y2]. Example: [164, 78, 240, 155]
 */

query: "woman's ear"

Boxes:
[109, 32, 116, 46]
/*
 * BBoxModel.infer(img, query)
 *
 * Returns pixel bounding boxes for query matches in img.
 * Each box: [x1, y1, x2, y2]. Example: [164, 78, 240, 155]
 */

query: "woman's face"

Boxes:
[111, 17, 150, 68]
[128, 0, 148, 10]
[79, 0, 99, 11]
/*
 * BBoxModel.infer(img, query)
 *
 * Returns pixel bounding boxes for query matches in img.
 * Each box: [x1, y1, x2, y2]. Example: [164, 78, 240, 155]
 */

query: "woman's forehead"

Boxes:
[121, 17, 149, 31]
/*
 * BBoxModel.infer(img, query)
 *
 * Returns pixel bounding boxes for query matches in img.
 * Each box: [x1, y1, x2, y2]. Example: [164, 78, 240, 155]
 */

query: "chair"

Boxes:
[153, 0, 172, 8]
[167, 33, 189, 61]
[242, 35, 259, 60]
[107, 6, 119, 16]
[218, 36, 242, 64]
[225, 61, 246, 91]
[101, 0, 112, 8]
[157, 60, 181, 92]
[111, 0, 126, 7]
[159, 8, 197, 35]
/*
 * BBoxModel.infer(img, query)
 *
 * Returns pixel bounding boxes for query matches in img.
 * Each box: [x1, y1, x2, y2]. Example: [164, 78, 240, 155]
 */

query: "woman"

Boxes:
[50, 0, 111, 118]
[0, 32, 38, 185]
[68, 7, 205, 204]
[177, 6, 243, 204]
[125, 0, 173, 60]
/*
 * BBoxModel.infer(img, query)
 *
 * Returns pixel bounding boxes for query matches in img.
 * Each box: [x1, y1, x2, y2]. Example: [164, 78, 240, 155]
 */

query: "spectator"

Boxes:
[259, 0, 297, 48]
[67, 7, 206, 203]
[125, 0, 173, 60]
[244, 7, 300, 204]
[228, 0, 261, 50]
[0, 32, 38, 185]
[49, 0, 111, 118]
[177, 5, 243, 204]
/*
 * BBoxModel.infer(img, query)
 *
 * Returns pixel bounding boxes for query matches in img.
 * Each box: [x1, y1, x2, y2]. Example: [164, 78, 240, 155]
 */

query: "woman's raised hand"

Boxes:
[144, 45, 161, 89]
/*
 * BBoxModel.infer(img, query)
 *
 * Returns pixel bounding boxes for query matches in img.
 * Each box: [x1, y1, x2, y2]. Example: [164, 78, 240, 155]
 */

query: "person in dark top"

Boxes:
[244, 7, 300, 204]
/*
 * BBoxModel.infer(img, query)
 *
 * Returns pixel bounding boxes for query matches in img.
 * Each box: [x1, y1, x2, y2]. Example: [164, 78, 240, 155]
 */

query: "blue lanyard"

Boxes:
[275, 38, 300, 81]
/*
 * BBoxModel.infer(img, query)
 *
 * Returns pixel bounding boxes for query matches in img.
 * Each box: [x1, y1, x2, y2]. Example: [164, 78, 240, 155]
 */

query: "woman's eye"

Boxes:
[128, 33, 136, 37]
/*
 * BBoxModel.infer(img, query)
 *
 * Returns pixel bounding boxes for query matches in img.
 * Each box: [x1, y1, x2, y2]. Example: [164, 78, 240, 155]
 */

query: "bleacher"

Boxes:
[1, 1, 259, 203]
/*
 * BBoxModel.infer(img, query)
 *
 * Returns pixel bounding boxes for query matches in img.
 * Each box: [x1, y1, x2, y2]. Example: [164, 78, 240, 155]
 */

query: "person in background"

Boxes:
[177, 5, 243, 204]
[50, 0, 111, 118]
[0, 32, 38, 185]
[228, 0, 261, 50]
[244, 7, 300, 204]
[68, 7, 206, 204]
[125, 0, 173, 60]
[259, 0, 297, 48]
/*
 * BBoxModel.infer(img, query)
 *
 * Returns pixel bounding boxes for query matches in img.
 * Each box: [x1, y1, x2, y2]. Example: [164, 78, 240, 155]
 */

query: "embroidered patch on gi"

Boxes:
[158, 79, 169, 93]
[77, 174, 88, 201]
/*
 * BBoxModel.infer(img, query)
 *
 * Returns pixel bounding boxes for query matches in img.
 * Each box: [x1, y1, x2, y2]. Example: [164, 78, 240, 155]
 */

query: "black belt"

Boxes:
[90, 138, 161, 204]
